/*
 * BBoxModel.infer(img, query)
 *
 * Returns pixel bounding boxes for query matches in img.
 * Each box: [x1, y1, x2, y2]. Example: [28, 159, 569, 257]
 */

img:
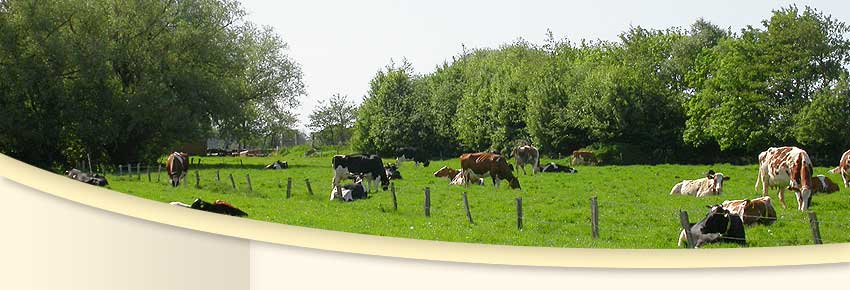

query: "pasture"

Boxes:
[103, 148, 850, 249]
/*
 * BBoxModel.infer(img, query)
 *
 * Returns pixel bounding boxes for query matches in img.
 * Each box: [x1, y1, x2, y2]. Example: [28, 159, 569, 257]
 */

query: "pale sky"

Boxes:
[238, 0, 849, 132]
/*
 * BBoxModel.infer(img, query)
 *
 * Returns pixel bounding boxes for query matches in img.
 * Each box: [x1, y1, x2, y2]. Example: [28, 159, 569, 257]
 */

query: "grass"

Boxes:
[102, 148, 850, 249]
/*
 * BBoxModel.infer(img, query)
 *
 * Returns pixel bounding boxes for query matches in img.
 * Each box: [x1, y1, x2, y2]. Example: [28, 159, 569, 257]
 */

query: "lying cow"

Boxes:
[539, 162, 577, 173]
[829, 149, 850, 188]
[265, 160, 289, 170]
[670, 170, 729, 197]
[65, 168, 109, 186]
[188, 198, 248, 217]
[332, 154, 389, 193]
[385, 163, 402, 180]
[460, 152, 520, 189]
[756, 146, 813, 211]
[810, 174, 840, 194]
[433, 166, 483, 185]
[511, 145, 540, 175]
[721, 196, 777, 226]
[396, 147, 430, 167]
[677, 205, 746, 248]
[330, 180, 368, 202]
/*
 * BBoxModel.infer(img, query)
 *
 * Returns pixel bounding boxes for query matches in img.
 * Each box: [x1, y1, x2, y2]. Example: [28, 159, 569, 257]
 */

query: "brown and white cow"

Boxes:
[511, 145, 540, 175]
[810, 174, 840, 194]
[829, 149, 850, 188]
[166, 152, 189, 187]
[460, 152, 520, 189]
[670, 170, 729, 197]
[755, 146, 813, 211]
[571, 150, 597, 166]
[721, 196, 777, 226]
[433, 166, 484, 186]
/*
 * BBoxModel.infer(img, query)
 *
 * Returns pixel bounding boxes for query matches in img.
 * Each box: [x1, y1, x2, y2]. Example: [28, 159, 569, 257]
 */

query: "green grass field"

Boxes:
[102, 147, 850, 249]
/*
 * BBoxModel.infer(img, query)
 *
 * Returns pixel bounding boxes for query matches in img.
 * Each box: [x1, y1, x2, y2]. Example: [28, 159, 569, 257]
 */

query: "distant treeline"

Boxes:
[0, 0, 305, 169]
[353, 6, 850, 165]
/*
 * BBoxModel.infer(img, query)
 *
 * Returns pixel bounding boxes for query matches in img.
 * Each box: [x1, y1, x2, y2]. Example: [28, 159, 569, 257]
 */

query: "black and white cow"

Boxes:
[65, 168, 109, 186]
[189, 198, 248, 217]
[330, 178, 368, 202]
[332, 154, 390, 194]
[677, 205, 746, 248]
[395, 147, 430, 167]
[265, 160, 289, 170]
[385, 163, 402, 180]
[539, 162, 577, 173]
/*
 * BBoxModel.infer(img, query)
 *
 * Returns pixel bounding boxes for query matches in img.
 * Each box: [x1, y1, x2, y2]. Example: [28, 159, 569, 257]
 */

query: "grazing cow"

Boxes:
[571, 150, 597, 165]
[459, 152, 520, 189]
[677, 205, 746, 248]
[511, 145, 540, 175]
[65, 168, 109, 186]
[189, 198, 248, 217]
[384, 163, 402, 180]
[755, 146, 813, 211]
[332, 154, 389, 193]
[166, 152, 189, 187]
[721, 196, 777, 226]
[395, 147, 430, 167]
[265, 160, 289, 170]
[330, 179, 368, 202]
[539, 162, 577, 173]
[810, 175, 840, 194]
[670, 170, 730, 197]
[829, 149, 850, 188]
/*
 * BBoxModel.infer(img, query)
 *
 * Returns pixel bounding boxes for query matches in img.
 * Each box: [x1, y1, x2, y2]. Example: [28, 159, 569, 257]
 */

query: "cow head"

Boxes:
[508, 176, 521, 189]
[422, 160, 431, 167]
[710, 172, 729, 194]
[701, 205, 732, 234]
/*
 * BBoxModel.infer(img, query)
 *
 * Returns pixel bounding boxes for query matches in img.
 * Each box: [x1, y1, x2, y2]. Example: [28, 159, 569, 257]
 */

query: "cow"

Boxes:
[539, 162, 577, 173]
[571, 150, 597, 166]
[670, 170, 729, 197]
[810, 174, 840, 194]
[385, 163, 402, 180]
[395, 147, 430, 167]
[65, 168, 109, 186]
[332, 154, 389, 193]
[829, 149, 850, 188]
[189, 198, 248, 217]
[166, 152, 189, 187]
[169, 201, 191, 208]
[432, 166, 483, 185]
[677, 205, 746, 248]
[720, 196, 777, 226]
[265, 160, 289, 170]
[511, 145, 540, 175]
[755, 146, 813, 211]
[330, 178, 368, 202]
[459, 152, 520, 189]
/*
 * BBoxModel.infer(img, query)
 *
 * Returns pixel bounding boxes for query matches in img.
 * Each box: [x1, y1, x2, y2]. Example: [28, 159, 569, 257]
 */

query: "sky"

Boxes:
[237, 0, 849, 132]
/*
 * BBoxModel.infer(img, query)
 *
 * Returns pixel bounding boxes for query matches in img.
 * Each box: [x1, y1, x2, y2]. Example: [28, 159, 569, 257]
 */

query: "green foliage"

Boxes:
[0, 0, 304, 168]
[308, 94, 356, 146]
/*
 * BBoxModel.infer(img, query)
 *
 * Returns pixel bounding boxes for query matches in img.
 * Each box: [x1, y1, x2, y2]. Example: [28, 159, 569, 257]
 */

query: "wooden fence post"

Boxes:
[245, 174, 253, 193]
[119, 165, 123, 176]
[679, 210, 695, 249]
[229, 173, 236, 189]
[286, 178, 292, 199]
[157, 165, 161, 182]
[516, 197, 523, 230]
[195, 171, 200, 188]
[216, 170, 220, 181]
[240, 159, 243, 167]
[424, 187, 431, 217]
[463, 192, 473, 224]
[590, 196, 599, 239]
[809, 212, 823, 245]
[198, 158, 202, 166]
[127, 163, 132, 177]
[391, 183, 397, 211]
[136, 163, 141, 180]
[147, 165, 151, 182]
[87, 153, 93, 175]
[305, 179, 314, 195]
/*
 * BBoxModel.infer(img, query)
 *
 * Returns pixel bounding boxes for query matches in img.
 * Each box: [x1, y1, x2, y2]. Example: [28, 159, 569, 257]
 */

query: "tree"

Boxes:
[308, 94, 356, 146]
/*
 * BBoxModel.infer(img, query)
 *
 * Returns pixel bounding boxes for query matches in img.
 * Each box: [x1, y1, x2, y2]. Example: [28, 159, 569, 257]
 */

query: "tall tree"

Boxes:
[308, 94, 356, 146]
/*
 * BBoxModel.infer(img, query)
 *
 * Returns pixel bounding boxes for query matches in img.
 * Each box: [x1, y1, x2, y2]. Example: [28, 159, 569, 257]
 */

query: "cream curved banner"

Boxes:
[2, 153, 849, 268]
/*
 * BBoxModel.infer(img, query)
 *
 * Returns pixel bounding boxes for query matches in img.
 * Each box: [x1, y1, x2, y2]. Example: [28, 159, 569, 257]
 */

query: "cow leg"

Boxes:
[373, 176, 381, 193]
[800, 189, 811, 211]
[414, 161, 419, 168]
[777, 188, 787, 209]
[493, 177, 500, 188]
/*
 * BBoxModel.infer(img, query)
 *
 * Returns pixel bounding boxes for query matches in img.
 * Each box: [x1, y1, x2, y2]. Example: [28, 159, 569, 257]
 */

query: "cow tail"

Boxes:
[754, 168, 762, 192]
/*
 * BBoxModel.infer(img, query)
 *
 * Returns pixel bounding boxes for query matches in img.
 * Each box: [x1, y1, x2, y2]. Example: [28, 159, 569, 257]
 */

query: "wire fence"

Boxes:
[68, 157, 849, 249]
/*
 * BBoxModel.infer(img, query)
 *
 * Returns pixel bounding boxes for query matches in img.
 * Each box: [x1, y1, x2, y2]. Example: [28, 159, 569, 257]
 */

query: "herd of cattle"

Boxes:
[61, 144, 850, 248]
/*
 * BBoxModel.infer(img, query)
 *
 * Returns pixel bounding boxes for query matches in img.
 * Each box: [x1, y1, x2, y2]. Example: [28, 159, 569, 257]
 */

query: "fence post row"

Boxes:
[424, 187, 431, 217]
[391, 183, 397, 211]
[678, 210, 695, 249]
[808, 212, 823, 245]
[462, 192, 473, 224]
[590, 196, 599, 239]
[516, 197, 523, 230]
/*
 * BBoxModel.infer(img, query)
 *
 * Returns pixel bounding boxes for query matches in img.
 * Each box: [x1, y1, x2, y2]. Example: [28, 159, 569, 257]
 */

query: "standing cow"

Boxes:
[395, 147, 430, 167]
[829, 149, 850, 188]
[755, 146, 813, 211]
[166, 152, 189, 187]
[332, 154, 389, 193]
[511, 145, 540, 175]
[460, 152, 520, 189]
